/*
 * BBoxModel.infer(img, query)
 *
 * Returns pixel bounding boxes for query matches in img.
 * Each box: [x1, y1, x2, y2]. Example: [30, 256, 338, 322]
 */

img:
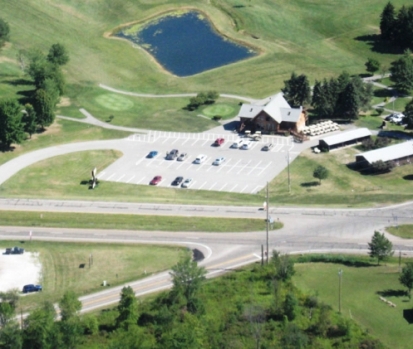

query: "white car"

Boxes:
[213, 157, 225, 166]
[231, 139, 243, 148]
[194, 154, 207, 164]
[241, 141, 252, 150]
[390, 114, 405, 124]
[181, 178, 193, 188]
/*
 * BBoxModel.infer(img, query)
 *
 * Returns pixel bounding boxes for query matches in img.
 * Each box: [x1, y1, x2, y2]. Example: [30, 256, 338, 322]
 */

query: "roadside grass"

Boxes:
[0, 240, 186, 311]
[355, 115, 383, 130]
[384, 97, 411, 113]
[0, 210, 276, 232]
[387, 225, 413, 239]
[266, 147, 413, 207]
[0, 119, 131, 167]
[293, 262, 413, 349]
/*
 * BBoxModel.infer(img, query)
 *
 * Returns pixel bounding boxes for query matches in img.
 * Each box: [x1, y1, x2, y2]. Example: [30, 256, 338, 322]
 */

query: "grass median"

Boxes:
[0, 240, 186, 311]
[387, 225, 413, 239]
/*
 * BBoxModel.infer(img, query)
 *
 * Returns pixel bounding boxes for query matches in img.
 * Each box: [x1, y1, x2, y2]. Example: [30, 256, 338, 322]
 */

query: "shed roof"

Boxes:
[357, 141, 413, 164]
[320, 128, 371, 146]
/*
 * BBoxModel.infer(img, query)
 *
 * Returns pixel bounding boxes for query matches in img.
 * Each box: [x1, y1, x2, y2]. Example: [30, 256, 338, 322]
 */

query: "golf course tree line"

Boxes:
[380, 2, 413, 50]
[282, 71, 373, 121]
[187, 90, 219, 111]
[0, 20, 69, 149]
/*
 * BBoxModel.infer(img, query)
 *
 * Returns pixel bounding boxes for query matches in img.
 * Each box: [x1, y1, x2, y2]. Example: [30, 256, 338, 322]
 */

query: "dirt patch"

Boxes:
[57, 97, 71, 107]
[0, 252, 42, 292]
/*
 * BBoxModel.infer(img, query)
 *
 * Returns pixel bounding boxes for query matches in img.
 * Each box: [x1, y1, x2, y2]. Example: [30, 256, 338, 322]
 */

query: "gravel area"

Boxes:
[0, 252, 42, 292]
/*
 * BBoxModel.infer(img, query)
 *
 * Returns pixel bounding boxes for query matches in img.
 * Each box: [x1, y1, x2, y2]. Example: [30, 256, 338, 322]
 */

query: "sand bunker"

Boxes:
[0, 252, 42, 293]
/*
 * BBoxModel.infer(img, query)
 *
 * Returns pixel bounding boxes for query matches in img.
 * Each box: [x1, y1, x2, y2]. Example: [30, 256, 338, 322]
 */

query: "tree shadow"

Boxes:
[403, 309, 413, 324]
[0, 143, 16, 152]
[374, 89, 394, 98]
[403, 175, 413, 181]
[377, 289, 406, 297]
[300, 181, 319, 187]
[354, 34, 404, 54]
[5, 78, 34, 86]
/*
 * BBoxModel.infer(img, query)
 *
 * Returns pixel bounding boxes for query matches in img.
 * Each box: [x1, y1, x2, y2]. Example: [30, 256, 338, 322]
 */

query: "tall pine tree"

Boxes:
[380, 2, 396, 41]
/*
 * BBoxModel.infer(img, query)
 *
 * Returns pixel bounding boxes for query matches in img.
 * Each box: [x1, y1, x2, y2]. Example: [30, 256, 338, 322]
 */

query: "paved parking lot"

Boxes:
[98, 131, 302, 194]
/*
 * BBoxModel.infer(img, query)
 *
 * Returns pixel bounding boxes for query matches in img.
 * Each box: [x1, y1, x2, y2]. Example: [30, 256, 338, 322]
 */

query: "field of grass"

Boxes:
[0, 240, 186, 311]
[0, 210, 276, 232]
[387, 225, 413, 239]
[293, 261, 413, 349]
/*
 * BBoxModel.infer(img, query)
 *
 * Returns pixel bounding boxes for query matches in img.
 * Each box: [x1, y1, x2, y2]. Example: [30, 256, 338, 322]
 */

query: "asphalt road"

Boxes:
[2, 198, 413, 313]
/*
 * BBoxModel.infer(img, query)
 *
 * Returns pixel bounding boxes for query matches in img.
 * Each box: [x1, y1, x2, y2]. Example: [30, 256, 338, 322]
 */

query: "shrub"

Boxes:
[370, 160, 395, 174]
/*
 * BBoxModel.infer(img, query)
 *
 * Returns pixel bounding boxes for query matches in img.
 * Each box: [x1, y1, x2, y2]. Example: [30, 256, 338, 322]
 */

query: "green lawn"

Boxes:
[293, 262, 413, 349]
[0, 210, 277, 232]
[0, 240, 186, 311]
[387, 225, 413, 239]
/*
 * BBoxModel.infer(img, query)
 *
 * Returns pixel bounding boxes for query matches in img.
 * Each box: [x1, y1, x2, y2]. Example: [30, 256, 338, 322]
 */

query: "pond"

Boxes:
[117, 11, 257, 77]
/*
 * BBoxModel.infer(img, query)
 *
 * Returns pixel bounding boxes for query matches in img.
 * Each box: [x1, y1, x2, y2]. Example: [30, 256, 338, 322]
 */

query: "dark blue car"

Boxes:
[147, 151, 158, 158]
[22, 284, 42, 293]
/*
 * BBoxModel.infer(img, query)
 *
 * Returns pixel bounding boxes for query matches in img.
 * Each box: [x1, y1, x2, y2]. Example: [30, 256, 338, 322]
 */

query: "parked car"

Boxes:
[22, 284, 42, 293]
[166, 149, 179, 160]
[213, 157, 225, 166]
[5, 247, 24, 254]
[177, 152, 188, 161]
[194, 154, 207, 164]
[150, 176, 162, 185]
[172, 176, 184, 186]
[231, 139, 244, 149]
[213, 138, 225, 146]
[262, 143, 274, 151]
[241, 141, 252, 150]
[181, 178, 193, 188]
[147, 150, 158, 158]
[388, 113, 405, 123]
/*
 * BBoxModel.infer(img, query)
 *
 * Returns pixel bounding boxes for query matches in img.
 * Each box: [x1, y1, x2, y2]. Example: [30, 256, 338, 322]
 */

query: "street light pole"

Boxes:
[266, 182, 269, 264]
[338, 269, 343, 313]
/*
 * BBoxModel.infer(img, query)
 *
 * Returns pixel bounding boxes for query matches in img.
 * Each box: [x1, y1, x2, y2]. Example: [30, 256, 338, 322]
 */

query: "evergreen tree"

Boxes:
[116, 286, 138, 330]
[33, 79, 59, 129]
[368, 231, 394, 265]
[22, 104, 37, 138]
[394, 6, 413, 49]
[365, 58, 381, 75]
[0, 18, 10, 49]
[0, 99, 25, 148]
[403, 99, 413, 128]
[390, 49, 413, 94]
[283, 293, 298, 321]
[336, 82, 360, 119]
[282, 72, 311, 107]
[380, 2, 396, 41]
[47, 43, 69, 66]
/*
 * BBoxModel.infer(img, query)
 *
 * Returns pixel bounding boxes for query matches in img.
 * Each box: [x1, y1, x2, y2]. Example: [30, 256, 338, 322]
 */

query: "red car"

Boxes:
[214, 138, 225, 146]
[150, 176, 162, 185]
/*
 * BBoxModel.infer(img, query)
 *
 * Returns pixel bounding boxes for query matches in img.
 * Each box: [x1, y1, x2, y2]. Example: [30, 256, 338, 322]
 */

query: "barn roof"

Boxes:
[357, 141, 413, 163]
[320, 128, 371, 146]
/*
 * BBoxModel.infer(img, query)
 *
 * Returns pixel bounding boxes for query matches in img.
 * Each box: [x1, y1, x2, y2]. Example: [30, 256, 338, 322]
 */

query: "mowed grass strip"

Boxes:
[0, 210, 273, 232]
[0, 240, 186, 311]
[293, 262, 413, 349]
[387, 225, 413, 239]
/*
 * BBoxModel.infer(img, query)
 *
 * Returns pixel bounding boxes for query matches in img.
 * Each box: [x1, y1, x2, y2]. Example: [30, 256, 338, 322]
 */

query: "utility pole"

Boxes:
[338, 269, 343, 313]
[266, 182, 269, 264]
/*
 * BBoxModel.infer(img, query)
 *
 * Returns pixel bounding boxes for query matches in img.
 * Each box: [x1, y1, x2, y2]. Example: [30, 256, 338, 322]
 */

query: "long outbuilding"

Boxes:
[356, 141, 413, 167]
[318, 128, 372, 151]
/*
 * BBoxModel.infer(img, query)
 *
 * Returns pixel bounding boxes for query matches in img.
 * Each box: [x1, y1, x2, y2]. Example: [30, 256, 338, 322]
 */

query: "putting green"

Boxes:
[202, 104, 235, 117]
[95, 94, 134, 111]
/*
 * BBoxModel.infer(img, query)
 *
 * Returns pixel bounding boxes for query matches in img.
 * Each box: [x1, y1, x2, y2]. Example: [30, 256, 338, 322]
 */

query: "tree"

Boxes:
[403, 99, 413, 128]
[365, 58, 381, 75]
[282, 72, 311, 107]
[0, 18, 10, 48]
[170, 255, 206, 314]
[283, 292, 298, 321]
[281, 323, 308, 349]
[0, 99, 25, 148]
[336, 82, 360, 119]
[22, 104, 37, 138]
[0, 303, 14, 329]
[390, 49, 413, 94]
[313, 165, 329, 185]
[368, 231, 394, 265]
[206, 90, 219, 103]
[380, 2, 396, 41]
[0, 322, 22, 349]
[33, 86, 57, 129]
[370, 160, 395, 174]
[116, 286, 138, 330]
[399, 262, 413, 299]
[58, 291, 81, 322]
[47, 43, 69, 66]
[272, 250, 295, 281]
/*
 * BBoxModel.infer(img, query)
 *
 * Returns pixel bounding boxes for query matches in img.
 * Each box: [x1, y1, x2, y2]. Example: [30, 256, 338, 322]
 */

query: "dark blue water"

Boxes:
[118, 12, 256, 77]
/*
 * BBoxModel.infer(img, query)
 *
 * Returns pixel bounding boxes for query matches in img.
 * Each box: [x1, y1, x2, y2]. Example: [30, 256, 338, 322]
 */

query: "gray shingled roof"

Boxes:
[320, 128, 371, 146]
[280, 107, 303, 122]
[357, 141, 413, 163]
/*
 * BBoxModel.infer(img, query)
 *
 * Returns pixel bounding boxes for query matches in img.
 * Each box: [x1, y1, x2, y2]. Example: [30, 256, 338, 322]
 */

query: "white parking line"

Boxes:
[273, 144, 283, 152]
[216, 159, 231, 173]
[198, 182, 207, 190]
[135, 158, 144, 166]
[196, 161, 209, 172]
[98, 171, 106, 179]
[240, 184, 249, 192]
[126, 175, 135, 183]
[180, 138, 191, 146]
[219, 183, 227, 191]
[190, 139, 199, 146]
[175, 161, 187, 170]
[229, 184, 238, 192]
[161, 137, 169, 144]
[247, 160, 262, 175]
[136, 176, 146, 184]
[201, 140, 209, 146]
[257, 161, 272, 176]
[226, 159, 242, 174]
[249, 142, 259, 150]
[170, 138, 180, 145]
[236, 160, 252, 175]
[252, 185, 263, 193]
[106, 173, 116, 181]
[209, 182, 217, 190]
[116, 174, 125, 182]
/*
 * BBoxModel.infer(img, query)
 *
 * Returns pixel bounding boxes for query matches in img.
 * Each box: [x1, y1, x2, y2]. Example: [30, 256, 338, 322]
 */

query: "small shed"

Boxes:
[356, 141, 413, 168]
[319, 128, 372, 151]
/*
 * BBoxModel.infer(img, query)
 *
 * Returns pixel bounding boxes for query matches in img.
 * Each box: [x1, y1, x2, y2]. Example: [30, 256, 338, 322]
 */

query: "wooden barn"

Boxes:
[237, 93, 307, 134]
